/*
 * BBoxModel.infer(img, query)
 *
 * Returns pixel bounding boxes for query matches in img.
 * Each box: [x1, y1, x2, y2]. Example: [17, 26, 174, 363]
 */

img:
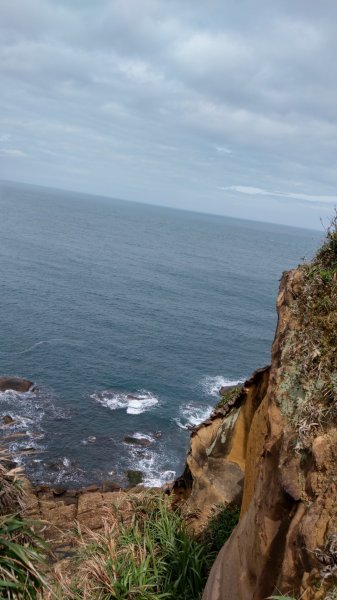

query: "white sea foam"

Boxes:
[132, 432, 155, 442]
[91, 390, 159, 415]
[18, 338, 80, 355]
[201, 375, 244, 397]
[175, 403, 213, 430]
[127, 444, 175, 487]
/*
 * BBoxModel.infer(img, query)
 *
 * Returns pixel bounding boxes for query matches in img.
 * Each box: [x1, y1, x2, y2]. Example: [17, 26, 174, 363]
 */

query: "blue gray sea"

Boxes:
[0, 181, 322, 487]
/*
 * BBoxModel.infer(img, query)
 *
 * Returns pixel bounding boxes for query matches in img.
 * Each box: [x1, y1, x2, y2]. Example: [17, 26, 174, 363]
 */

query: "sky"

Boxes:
[1, 0, 337, 229]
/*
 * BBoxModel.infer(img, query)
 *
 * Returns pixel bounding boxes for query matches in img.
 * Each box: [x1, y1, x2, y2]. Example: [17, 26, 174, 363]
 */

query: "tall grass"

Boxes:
[53, 492, 215, 600]
[0, 452, 48, 599]
[0, 514, 48, 599]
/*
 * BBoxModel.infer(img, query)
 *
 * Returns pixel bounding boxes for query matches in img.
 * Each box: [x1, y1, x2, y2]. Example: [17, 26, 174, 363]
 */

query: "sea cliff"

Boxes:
[180, 229, 337, 599]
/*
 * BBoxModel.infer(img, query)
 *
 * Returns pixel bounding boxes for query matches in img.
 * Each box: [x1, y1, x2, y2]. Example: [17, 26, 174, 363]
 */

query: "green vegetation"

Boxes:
[0, 514, 47, 599]
[268, 596, 297, 600]
[215, 386, 242, 411]
[126, 470, 143, 485]
[280, 213, 337, 449]
[325, 587, 337, 600]
[0, 456, 48, 599]
[268, 596, 296, 600]
[201, 503, 240, 553]
[53, 492, 216, 600]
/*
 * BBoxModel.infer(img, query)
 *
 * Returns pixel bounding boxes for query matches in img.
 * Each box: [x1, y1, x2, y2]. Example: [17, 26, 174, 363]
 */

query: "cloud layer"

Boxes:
[1, 0, 337, 228]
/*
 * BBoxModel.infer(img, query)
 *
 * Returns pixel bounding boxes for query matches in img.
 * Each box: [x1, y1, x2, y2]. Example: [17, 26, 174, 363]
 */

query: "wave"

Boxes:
[18, 338, 80, 355]
[126, 444, 175, 487]
[126, 432, 156, 443]
[90, 390, 159, 415]
[201, 375, 244, 397]
[175, 403, 213, 430]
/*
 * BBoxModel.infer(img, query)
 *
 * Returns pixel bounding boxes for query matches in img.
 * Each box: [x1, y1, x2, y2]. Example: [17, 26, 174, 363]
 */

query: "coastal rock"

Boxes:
[124, 435, 151, 447]
[0, 377, 34, 392]
[177, 367, 270, 533]
[3, 415, 15, 425]
[218, 384, 236, 396]
[126, 470, 143, 485]
[201, 269, 337, 600]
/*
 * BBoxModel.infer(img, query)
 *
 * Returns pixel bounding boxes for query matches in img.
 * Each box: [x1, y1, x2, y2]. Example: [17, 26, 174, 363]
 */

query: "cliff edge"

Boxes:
[183, 225, 337, 600]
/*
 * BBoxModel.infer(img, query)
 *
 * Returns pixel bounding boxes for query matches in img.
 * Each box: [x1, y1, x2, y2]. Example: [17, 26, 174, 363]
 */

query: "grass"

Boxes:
[0, 452, 49, 598]
[201, 503, 240, 553]
[278, 213, 337, 449]
[215, 386, 242, 411]
[51, 492, 222, 600]
[0, 514, 48, 599]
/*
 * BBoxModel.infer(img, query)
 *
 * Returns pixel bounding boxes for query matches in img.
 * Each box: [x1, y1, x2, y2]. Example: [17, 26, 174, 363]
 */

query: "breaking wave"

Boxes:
[91, 390, 159, 415]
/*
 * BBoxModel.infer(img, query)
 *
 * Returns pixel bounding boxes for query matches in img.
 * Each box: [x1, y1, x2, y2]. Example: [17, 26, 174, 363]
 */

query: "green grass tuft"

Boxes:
[0, 454, 49, 599]
[201, 503, 240, 553]
[215, 386, 242, 411]
[54, 491, 215, 600]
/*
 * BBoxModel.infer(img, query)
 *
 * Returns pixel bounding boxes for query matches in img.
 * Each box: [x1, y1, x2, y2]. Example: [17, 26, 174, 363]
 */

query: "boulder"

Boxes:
[0, 377, 34, 393]
[3, 415, 15, 425]
[124, 435, 151, 447]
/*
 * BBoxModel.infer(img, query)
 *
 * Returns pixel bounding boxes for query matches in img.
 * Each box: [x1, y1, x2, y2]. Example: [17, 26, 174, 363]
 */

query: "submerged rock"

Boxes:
[124, 435, 151, 447]
[126, 470, 143, 485]
[0, 377, 34, 393]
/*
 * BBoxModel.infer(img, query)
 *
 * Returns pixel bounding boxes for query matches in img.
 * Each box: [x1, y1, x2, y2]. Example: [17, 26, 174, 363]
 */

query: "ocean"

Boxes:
[0, 180, 322, 487]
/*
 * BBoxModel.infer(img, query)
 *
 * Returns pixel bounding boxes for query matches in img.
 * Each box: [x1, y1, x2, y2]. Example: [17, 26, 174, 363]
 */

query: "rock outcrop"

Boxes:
[175, 367, 270, 532]
[0, 377, 34, 392]
[198, 268, 337, 600]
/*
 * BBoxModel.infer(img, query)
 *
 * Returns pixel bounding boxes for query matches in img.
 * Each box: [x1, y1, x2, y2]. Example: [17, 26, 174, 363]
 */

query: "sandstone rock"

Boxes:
[201, 269, 336, 600]
[177, 366, 270, 533]
[218, 384, 236, 396]
[101, 480, 121, 492]
[82, 484, 99, 493]
[0, 377, 34, 392]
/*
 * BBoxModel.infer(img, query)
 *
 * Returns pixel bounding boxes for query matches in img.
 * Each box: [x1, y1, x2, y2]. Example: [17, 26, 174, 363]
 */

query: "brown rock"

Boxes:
[101, 480, 121, 492]
[201, 269, 336, 600]
[312, 436, 328, 470]
[218, 384, 236, 396]
[124, 435, 151, 447]
[3, 415, 15, 425]
[0, 377, 34, 392]
[82, 484, 99, 493]
[177, 366, 270, 533]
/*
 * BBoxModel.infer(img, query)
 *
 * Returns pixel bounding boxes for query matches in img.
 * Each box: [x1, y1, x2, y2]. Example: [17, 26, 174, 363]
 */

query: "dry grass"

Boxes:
[49, 491, 214, 600]
[315, 534, 337, 580]
[282, 213, 337, 449]
[0, 450, 49, 598]
[0, 451, 24, 517]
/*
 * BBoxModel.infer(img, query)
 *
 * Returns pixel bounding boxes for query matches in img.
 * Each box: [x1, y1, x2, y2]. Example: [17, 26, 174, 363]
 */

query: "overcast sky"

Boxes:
[1, 0, 337, 229]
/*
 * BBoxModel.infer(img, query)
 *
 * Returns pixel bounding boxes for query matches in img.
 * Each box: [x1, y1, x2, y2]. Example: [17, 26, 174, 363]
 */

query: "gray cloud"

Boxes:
[1, 0, 337, 228]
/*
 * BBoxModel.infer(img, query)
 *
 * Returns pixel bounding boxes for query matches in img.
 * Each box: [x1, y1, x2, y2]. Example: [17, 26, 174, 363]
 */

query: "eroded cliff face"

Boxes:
[176, 367, 270, 532]
[183, 267, 337, 600]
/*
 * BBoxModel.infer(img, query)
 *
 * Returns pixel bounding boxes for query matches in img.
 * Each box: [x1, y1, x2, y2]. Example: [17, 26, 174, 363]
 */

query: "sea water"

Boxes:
[0, 181, 321, 486]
